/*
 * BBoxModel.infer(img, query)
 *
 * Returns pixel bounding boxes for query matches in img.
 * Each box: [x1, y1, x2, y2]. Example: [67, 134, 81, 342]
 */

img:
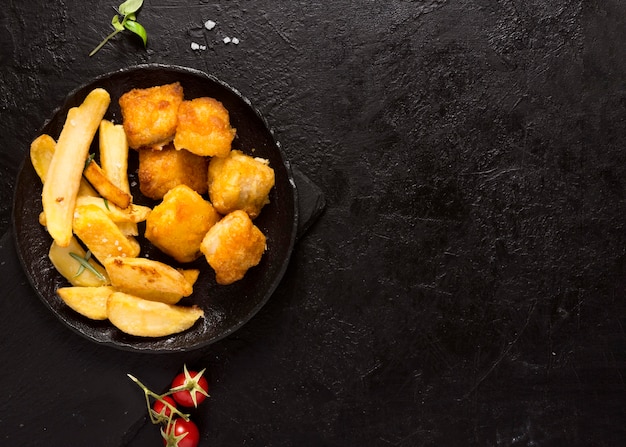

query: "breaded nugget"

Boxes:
[174, 97, 236, 157]
[145, 185, 221, 263]
[208, 150, 275, 219]
[138, 144, 209, 200]
[119, 82, 184, 149]
[200, 210, 266, 285]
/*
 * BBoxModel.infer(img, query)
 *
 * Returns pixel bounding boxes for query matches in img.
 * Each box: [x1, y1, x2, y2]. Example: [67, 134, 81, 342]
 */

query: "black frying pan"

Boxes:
[12, 64, 298, 353]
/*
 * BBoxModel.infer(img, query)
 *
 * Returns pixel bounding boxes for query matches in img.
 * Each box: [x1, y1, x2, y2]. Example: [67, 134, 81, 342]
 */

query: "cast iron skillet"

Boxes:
[12, 64, 298, 353]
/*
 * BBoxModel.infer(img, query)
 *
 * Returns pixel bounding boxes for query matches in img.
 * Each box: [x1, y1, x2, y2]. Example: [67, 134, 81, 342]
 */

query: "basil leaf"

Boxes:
[118, 0, 143, 15]
[124, 20, 147, 47]
[111, 15, 124, 31]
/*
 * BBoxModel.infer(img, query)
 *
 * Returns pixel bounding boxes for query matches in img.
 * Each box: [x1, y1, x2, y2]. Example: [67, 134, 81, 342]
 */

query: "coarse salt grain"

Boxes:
[223, 37, 231, 44]
[232, 37, 240, 45]
[204, 20, 216, 30]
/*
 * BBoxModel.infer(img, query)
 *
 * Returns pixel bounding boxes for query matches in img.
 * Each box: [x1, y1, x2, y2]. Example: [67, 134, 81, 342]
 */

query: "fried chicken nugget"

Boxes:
[208, 150, 275, 219]
[200, 210, 266, 285]
[138, 143, 209, 200]
[145, 185, 221, 263]
[119, 82, 184, 149]
[174, 97, 236, 158]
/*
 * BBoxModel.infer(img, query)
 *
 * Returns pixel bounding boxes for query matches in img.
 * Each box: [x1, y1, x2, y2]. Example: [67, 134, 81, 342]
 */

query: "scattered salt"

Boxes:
[204, 20, 216, 30]
[232, 37, 240, 45]
[223, 37, 231, 44]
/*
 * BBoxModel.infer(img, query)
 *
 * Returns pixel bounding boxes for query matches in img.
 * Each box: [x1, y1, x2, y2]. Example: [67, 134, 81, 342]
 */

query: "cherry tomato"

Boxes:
[152, 395, 177, 420]
[170, 367, 209, 408]
[163, 418, 200, 447]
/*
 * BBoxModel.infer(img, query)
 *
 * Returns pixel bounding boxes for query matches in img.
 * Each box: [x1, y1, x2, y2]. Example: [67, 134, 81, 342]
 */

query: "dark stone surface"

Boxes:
[1, 0, 626, 446]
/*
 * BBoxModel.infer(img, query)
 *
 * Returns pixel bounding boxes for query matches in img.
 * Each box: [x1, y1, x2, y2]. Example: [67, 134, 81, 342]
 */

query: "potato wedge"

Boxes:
[75, 196, 150, 224]
[99, 119, 138, 234]
[73, 205, 140, 263]
[48, 237, 109, 287]
[42, 88, 110, 247]
[180, 269, 200, 287]
[83, 159, 132, 209]
[99, 119, 131, 193]
[57, 286, 115, 320]
[107, 292, 204, 337]
[30, 133, 97, 197]
[103, 257, 193, 304]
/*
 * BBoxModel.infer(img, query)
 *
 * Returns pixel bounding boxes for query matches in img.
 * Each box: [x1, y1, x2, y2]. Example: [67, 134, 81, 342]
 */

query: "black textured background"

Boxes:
[1, 1, 626, 446]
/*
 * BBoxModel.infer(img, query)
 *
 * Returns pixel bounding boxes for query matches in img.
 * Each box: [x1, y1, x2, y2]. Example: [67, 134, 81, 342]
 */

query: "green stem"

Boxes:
[89, 28, 123, 56]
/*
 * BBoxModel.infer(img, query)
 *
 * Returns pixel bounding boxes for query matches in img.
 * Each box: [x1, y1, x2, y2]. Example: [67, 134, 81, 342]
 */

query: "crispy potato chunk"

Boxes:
[72, 205, 141, 263]
[200, 210, 266, 285]
[102, 256, 194, 304]
[107, 292, 204, 338]
[174, 97, 236, 158]
[119, 82, 184, 149]
[145, 185, 221, 263]
[138, 144, 208, 200]
[57, 286, 116, 320]
[208, 150, 275, 218]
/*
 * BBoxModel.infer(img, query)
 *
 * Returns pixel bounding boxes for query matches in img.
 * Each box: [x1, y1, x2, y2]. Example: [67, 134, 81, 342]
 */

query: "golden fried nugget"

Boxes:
[119, 82, 184, 149]
[200, 210, 266, 285]
[145, 185, 221, 263]
[174, 97, 236, 157]
[208, 150, 275, 218]
[138, 144, 209, 200]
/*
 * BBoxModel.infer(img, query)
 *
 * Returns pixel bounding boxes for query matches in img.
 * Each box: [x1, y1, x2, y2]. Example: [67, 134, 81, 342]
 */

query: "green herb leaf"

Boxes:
[118, 0, 143, 15]
[103, 198, 110, 211]
[111, 14, 124, 31]
[124, 19, 148, 47]
[84, 153, 95, 171]
[69, 251, 106, 281]
[90, 0, 147, 56]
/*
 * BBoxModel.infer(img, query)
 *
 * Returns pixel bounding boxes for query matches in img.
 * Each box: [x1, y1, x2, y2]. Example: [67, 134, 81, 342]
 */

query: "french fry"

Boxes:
[72, 204, 140, 263]
[57, 286, 116, 320]
[48, 236, 110, 287]
[83, 159, 132, 209]
[41, 88, 110, 247]
[107, 291, 204, 337]
[30, 133, 97, 197]
[102, 256, 193, 304]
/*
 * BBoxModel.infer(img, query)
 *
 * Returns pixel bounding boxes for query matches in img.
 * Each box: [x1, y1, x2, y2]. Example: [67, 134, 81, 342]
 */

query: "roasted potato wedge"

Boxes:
[99, 119, 137, 235]
[30, 133, 97, 197]
[107, 292, 204, 337]
[83, 159, 132, 209]
[41, 88, 110, 247]
[48, 236, 110, 287]
[99, 119, 131, 193]
[75, 196, 150, 224]
[72, 205, 141, 263]
[180, 269, 200, 287]
[102, 257, 194, 304]
[57, 286, 115, 320]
